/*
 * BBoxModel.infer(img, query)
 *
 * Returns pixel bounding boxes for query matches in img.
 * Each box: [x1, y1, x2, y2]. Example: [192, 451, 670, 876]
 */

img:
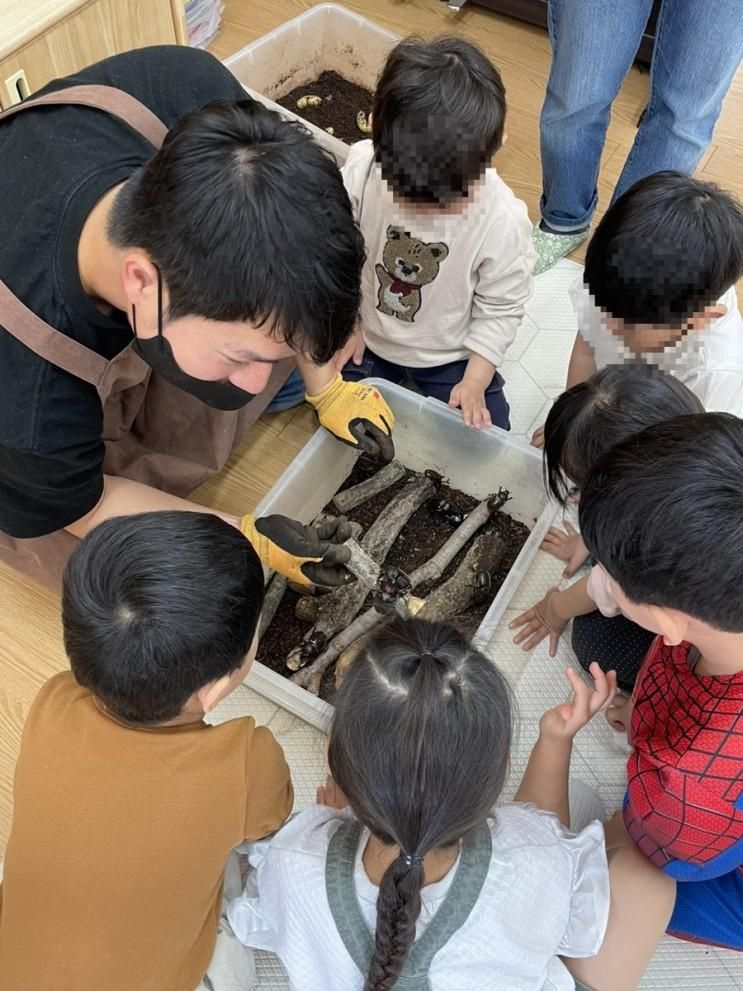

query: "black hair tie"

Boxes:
[402, 852, 424, 867]
[419, 651, 437, 664]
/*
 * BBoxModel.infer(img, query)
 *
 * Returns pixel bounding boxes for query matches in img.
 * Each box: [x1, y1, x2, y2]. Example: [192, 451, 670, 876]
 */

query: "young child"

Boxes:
[0, 512, 293, 991]
[341, 37, 534, 431]
[511, 364, 704, 690]
[532, 171, 743, 462]
[228, 617, 674, 991]
[568, 171, 743, 407]
[579, 413, 743, 950]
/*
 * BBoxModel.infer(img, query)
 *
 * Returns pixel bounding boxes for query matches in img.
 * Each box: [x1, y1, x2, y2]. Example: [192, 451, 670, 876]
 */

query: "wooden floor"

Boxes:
[0, 0, 741, 852]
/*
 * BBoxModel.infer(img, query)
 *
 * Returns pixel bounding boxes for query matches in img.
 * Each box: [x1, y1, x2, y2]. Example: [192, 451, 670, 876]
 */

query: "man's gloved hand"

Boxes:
[306, 374, 395, 462]
[240, 514, 354, 588]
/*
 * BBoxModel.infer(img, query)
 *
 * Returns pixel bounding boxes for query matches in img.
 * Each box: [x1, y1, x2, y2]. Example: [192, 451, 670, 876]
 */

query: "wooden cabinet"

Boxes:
[0, 0, 188, 108]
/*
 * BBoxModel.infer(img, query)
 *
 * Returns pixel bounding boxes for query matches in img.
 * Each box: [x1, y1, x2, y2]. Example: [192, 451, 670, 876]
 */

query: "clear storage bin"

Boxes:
[245, 381, 554, 730]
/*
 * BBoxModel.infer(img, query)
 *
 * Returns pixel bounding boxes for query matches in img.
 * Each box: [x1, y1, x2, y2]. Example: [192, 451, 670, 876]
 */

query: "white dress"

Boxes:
[227, 803, 609, 991]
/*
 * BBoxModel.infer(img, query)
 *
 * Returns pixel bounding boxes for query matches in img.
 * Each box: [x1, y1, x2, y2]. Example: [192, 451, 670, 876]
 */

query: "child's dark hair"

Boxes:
[109, 98, 365, 364]
[544, 364, 704, 504]
[584, 171, 743, 328]
[62, 512, 264, 724]
[580, 412, 743, 632]
[329, 617, 512, 991]
[372, 36, 506, 205]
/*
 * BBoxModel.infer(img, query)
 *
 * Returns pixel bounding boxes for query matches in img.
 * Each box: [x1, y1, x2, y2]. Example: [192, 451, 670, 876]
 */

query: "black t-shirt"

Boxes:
[0, 46, 246, 538]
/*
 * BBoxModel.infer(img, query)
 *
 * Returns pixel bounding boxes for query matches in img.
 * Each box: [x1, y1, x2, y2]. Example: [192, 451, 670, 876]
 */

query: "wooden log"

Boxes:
[258, 574, 287, 640]
[417, 531, 505, 621]
[293, 491, 506, 692]
[410, 488, 509, 588]
[332, 460, 407, 513]
[287, 476, 434, 672]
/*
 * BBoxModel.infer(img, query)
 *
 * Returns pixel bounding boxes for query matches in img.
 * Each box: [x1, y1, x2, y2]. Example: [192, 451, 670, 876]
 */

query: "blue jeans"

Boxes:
[264, 367, 305, 413]
[343, 349, 511, 430]
[540, 0, 743, 231]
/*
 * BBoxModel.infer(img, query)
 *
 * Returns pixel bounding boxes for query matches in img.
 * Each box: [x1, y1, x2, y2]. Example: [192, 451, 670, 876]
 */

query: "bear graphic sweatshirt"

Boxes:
[341, 140, 535, 369]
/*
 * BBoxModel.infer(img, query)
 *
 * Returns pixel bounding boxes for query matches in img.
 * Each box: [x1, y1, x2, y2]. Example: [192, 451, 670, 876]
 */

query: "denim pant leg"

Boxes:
[341, 349, 408, 386]
[264, 367, 305, 413]
[539, 0, 653, 231]
[410, 360, 511, 431]
[613, 0, 743, 202]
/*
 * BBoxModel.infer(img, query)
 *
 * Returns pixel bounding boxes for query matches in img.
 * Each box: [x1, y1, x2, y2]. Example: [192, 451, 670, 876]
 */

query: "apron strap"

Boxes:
[0, 84, 168, 386]
[325, 820, 492, 990]
[0, 83, 168, 146]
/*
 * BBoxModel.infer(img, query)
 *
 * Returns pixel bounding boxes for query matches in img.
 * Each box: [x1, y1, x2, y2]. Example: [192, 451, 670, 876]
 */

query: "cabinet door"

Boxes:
[0, 0, 181, 108]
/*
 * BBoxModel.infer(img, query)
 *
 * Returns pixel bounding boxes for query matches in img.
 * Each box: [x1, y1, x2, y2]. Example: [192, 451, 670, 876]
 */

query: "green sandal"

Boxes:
[532, 222, 590, 276]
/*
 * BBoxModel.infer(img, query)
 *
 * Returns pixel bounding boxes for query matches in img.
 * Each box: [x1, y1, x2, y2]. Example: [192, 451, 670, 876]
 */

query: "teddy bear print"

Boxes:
[375, 226, 449, 323]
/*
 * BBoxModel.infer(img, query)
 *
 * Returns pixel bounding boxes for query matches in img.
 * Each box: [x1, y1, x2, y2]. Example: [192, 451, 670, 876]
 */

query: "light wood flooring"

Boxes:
[0, 0, 741, 851]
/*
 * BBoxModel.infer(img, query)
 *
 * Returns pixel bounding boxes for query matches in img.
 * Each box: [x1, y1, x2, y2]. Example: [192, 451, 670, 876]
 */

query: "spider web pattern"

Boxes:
[625, 639, 743, 875]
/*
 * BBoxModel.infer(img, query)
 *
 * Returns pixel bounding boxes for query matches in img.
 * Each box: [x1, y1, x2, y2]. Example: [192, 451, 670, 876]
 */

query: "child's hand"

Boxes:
[540, 523, 589, 577]
[449, 379, 492, 430]
[606, 692, 634, 738]
[510, 587, 567, 656]
[334, 327, 366, 371]
[540, 663, 618, 742]
[316, 774, 350, 810]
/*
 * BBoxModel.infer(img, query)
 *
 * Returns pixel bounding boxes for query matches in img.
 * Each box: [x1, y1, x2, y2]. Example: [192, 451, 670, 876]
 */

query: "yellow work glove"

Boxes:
[306, 374, 395, 462]
[240, 513, 353, 588]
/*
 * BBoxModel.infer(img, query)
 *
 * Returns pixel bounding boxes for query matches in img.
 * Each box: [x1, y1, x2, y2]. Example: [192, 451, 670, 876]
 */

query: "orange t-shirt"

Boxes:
[0, 671, 293, 991]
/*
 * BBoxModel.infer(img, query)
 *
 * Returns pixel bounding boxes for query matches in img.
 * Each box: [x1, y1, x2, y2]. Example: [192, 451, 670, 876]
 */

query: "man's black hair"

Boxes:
[372, 36, 506, 205]
[108, 99, 365, 363]
[544, 364, 703, 504]
[580, 413, 743, 633]
[63, 512, 265, 724]
[584, 171, 743, 328]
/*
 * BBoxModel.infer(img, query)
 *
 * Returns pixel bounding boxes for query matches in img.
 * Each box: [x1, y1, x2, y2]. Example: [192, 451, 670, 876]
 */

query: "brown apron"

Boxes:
[0, 85, 293, 588]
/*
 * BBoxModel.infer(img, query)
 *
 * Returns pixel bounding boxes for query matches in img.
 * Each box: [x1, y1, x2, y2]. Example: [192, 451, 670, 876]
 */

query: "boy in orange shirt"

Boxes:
[0, 511, 293, 991]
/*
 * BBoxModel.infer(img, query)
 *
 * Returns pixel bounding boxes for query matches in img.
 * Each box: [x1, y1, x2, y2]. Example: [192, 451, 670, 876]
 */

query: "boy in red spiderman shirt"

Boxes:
[578, 412, 743, 949]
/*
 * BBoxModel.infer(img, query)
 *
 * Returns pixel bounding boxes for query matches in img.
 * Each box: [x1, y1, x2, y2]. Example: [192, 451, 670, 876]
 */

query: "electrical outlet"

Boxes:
[4, 70, 30, 106]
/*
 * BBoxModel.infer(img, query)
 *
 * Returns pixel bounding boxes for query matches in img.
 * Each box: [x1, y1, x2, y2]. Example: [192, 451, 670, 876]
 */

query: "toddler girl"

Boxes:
[228, 617, 673, 990]
[512, 364, 703, 689]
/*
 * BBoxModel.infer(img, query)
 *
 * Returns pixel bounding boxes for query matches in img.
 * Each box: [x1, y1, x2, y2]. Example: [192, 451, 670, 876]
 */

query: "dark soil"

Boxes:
[277, 70, 373, 145]
[256, 458, 530, 702]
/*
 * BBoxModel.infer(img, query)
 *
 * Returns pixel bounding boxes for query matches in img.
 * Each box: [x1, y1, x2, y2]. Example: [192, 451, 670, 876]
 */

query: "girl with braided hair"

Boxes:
[228, 617, 674, 990]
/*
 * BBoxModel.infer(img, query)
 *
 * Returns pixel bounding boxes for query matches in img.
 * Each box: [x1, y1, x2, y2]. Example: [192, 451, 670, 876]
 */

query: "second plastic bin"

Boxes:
[245, 381, 554, 731]
[224, 4, 399, 163]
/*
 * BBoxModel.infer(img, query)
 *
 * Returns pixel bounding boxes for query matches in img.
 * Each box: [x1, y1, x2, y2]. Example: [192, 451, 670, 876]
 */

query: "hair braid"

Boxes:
[365, 858, 423, 991]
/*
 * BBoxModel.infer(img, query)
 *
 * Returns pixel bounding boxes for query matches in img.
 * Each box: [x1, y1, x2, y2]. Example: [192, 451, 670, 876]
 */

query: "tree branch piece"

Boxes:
[292, 493, 503, 691]
[418, 531, 505, 622]
[332, 460, 407, 513]
[259, 574, 287, 640]
[287, 477, 434, 672]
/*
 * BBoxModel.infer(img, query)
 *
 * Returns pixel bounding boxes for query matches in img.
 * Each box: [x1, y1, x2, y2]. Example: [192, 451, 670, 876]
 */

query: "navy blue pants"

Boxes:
[343, 349, 511, 430]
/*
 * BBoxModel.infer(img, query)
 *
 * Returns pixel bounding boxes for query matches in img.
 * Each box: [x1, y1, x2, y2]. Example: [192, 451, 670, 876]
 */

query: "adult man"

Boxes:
[0, 45, 393, 588]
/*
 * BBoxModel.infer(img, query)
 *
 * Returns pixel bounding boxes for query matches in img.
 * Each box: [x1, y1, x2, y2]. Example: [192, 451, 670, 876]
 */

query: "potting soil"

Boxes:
[277, 70, 373, 144]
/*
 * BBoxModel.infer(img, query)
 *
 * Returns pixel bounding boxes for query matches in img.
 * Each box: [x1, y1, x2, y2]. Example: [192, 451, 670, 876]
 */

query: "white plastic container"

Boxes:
[245, 381, 554, 731]
[224, 4, 399, 164]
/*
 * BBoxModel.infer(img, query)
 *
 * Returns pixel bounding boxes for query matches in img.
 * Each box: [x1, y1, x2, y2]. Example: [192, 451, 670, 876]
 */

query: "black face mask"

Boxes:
[130, 271, 255, 411]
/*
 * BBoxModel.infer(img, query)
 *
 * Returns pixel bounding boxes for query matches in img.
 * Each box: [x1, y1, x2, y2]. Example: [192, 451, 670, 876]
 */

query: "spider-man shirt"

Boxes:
[625, 638, 743, 949]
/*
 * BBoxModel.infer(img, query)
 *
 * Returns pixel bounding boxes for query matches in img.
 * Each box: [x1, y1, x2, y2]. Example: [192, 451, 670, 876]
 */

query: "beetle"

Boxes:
[300, 631, 328, 661]
[374, 566, 412, 605]
[430, 498, 467, 527]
